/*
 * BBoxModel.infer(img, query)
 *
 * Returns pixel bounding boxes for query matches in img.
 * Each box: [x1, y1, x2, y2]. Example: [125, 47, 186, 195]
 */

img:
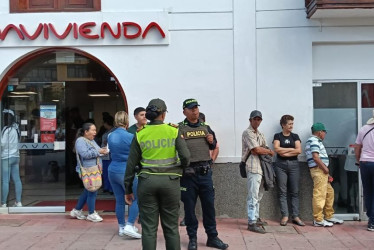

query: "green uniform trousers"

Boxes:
[138, 174, 181, 250]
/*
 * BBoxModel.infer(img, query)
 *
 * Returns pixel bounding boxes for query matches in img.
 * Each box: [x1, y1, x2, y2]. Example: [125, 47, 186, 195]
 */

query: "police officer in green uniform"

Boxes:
[180, 98, 229, 250]
[124, 98, 190, 250]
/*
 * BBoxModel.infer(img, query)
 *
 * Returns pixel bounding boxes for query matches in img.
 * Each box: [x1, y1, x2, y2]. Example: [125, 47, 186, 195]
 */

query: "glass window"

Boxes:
[313, 82, 359, 214]
[1, 50, 125, 210]
[10, 0, 101, 13]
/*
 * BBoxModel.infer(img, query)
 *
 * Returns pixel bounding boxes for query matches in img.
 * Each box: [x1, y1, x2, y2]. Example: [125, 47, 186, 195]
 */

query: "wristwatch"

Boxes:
[355, 162, 360, 166]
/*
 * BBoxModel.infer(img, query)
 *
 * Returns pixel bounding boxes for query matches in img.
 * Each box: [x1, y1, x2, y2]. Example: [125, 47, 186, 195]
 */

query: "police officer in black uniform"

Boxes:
[179, 98, 228, 250]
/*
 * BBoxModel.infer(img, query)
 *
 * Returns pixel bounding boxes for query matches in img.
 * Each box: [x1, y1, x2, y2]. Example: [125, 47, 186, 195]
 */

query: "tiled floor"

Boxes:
[0, 214, 372, 249]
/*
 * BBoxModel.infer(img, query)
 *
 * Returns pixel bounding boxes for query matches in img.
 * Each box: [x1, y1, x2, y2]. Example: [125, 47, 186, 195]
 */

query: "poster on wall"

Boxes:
[40, 105, 57, 131]
[41, 133, 55, 143]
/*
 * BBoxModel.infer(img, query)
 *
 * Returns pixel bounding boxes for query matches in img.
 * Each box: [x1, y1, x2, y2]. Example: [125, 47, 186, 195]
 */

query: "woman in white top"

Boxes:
[1, 109, 22, 207]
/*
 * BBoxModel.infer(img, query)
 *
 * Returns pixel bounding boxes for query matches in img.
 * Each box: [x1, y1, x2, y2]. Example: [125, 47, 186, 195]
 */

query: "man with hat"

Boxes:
[354, 110, 374, 231]
[179, 98, 228, 250]
[305, 122, 343, 227]
[125, 98, 190, 250]
[242, 110, 274, 234]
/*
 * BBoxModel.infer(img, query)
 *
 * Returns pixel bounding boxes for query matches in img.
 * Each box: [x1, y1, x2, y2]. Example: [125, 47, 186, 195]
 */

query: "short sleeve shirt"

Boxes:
[242, 125, 267, 175]
[355, 124, 374, 162]
[305, 135, 329, 168]
[273, 132, 300, 161]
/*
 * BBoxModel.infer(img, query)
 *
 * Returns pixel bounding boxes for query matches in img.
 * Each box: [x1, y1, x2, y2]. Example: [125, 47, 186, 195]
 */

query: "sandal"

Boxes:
[280, 217, 288, 226]
[292, 217, 305, 226]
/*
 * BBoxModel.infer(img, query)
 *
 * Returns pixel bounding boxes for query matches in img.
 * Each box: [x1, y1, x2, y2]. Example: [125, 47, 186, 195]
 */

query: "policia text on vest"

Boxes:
[139, 138, 175, 150]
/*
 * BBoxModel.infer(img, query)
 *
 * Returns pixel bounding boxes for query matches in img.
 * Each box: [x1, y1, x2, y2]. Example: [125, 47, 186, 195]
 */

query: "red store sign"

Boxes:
[0, 21, 166, 41]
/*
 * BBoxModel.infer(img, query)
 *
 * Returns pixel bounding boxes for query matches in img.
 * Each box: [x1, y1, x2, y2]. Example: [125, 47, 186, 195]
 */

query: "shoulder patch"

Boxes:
[168, 123, 179, 128]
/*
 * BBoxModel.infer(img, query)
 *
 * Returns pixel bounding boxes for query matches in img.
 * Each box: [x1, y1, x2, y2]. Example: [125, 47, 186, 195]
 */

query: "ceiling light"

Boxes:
[88, 94, 110, 97]
[8, 95, 29, 98]
[11, 91, 37, 95]
[52, 100, 59, 102]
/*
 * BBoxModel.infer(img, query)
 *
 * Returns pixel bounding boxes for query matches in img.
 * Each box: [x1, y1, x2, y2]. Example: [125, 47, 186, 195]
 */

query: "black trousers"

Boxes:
[180, 168, 218, 239]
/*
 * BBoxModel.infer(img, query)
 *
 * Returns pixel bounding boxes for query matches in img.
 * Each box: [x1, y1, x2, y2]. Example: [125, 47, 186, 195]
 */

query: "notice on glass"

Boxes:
[40, 105, 57, 131]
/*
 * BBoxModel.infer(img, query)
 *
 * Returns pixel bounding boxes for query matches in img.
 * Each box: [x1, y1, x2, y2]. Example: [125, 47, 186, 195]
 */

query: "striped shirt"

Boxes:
[305, 135, 329, 168]
[242, 126, 267, 175]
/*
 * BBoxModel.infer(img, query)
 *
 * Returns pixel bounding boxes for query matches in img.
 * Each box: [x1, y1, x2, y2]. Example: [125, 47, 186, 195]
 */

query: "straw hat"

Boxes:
[367, 110, 374, 125]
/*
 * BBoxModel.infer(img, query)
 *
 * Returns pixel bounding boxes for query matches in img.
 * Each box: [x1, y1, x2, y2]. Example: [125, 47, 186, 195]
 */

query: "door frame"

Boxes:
[313, 79, 373, 221]
[0, 47, 127, 214]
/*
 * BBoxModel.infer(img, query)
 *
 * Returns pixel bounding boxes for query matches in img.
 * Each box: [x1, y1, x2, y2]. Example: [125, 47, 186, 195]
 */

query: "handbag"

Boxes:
[239, 150, 251, 178]
[76, 140, 102, 192]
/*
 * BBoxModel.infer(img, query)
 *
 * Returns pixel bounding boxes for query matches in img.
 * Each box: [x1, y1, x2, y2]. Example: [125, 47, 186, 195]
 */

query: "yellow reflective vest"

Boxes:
[136, 123, 181, 176]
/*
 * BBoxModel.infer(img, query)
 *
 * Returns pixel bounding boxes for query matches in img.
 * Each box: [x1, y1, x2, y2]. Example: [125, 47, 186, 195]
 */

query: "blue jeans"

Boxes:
[360, 161, 374, 223]
[102, 160, 112, 192]
[247, 172, 264, 224]
[75, 189, 97, 214]
[1, 157, 22, 204]
[109, 171, 139, 226]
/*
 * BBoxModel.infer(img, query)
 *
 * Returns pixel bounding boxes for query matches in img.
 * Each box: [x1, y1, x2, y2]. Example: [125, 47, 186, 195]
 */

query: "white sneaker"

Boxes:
[313, 220, 333, 227]
[119, 225, 139, 236]
[326, 217, 344, 224]
[1, 204, 7, 208]
[70, 208, 86, 220]
[119, 226, 125, 236]
[13, 202, 22, 207]
[123, 224, 141, 238]
[86, 211, 103, 222]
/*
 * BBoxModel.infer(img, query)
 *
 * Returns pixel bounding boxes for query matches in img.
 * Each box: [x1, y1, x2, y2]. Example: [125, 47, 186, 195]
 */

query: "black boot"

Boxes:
[188, 237, 197, 250]
[206, 236, 229, 249]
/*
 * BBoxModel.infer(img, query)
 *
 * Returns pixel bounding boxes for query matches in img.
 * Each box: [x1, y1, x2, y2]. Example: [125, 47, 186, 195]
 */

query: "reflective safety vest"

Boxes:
[136, 123, 181, 176]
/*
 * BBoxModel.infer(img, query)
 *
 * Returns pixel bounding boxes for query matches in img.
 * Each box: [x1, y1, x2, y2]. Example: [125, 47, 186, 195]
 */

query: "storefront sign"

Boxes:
[0, 11, 170, 46]
[0, 21, 165, 41]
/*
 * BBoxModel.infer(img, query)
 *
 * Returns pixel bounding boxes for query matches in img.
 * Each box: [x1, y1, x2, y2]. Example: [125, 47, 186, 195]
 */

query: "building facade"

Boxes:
[0, 0, 371, 220]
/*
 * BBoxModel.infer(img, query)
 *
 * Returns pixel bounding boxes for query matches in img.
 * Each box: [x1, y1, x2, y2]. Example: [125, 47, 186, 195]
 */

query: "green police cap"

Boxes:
[147, 98, 167, 113]
[183, 98, 200, 109]
[311, 122, 327, 133]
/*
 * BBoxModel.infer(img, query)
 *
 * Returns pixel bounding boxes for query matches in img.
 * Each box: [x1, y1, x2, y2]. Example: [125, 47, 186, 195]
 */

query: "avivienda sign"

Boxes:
[0, 21, 166, 41]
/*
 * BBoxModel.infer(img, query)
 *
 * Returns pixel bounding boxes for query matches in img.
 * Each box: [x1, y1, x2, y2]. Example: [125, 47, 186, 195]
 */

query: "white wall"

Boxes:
[255, 0, 374, 157]
[0, 1, 242, 161]
[4, 1, 374, 162]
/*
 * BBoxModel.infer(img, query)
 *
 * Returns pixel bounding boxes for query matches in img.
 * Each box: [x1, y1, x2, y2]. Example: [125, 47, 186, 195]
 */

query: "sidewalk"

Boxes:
[0, 213, 372, 250]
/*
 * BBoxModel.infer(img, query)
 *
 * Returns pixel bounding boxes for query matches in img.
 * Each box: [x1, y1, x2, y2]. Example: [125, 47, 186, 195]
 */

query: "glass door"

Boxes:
[359, 82, 374, 220]
[1, 81, 65, 213]
[313, 82, 360, 220]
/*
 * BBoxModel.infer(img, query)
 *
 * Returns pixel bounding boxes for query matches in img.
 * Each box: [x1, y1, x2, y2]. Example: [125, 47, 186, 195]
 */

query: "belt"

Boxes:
[190, 161, 211, 167]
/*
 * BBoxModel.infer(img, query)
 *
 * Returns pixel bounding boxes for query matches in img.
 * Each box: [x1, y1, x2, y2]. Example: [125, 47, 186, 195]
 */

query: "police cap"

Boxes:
[183, 98, 200, 109]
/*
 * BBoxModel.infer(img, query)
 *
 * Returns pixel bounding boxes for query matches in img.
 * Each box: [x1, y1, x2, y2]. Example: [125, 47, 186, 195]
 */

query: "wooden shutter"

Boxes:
[10, 0, 101, 13]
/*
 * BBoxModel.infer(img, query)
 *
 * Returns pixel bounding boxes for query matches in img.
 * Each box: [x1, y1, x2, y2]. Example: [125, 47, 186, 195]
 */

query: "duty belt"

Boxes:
[191, 161, 211, 176]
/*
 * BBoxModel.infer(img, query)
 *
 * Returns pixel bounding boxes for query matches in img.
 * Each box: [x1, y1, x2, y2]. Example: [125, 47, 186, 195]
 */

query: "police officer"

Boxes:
[124, 98, 190, 250]
[179, 98, 228, 250]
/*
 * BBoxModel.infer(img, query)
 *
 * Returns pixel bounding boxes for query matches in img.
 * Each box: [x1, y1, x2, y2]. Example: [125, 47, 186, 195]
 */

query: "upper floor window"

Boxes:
[10, 0, 101, 13]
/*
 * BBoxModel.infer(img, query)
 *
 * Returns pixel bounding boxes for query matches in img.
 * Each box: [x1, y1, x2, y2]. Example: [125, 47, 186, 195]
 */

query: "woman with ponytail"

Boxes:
[107, 111, 141, 238]
[124, 98, 190, 250]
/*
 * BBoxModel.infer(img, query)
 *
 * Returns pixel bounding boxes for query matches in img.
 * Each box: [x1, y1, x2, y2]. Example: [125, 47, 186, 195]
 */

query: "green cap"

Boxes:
[147, 98, 167, 112]
[311, 122, 327, 133]
[183, 98, 200, 109]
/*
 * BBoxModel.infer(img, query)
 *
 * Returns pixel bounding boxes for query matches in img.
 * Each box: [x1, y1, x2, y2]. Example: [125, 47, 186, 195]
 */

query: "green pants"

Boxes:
[137, 174, 181, 250]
